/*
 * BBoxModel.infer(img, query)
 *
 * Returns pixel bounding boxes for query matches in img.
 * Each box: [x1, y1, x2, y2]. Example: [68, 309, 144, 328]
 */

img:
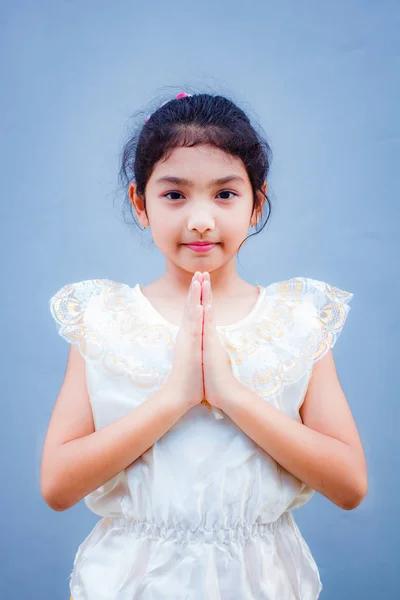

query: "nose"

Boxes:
[187, 210, 216, 234]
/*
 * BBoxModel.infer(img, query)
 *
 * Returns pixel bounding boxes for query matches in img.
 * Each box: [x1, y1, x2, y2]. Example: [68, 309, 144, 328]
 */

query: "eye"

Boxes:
[164, 192, 184, 201]
[217, 190, 237, 200]
[163, 190, 238, 201]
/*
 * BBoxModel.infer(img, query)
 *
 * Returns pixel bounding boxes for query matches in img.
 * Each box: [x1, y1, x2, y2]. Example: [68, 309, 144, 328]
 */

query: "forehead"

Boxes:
[150, 145, 249, 182]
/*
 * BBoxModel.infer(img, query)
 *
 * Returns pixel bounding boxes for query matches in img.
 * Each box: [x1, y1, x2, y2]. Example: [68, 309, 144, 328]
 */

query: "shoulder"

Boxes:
[264, 276, 353, 305]
[49, 278, 135, 312]
[48, 278, 134, 339]
[49, 278, 117, 303]
[262, 276, 353, 321]
[48, 278, 141, 360]
[259, 275, 354, 359]
[230, 276, 354, 398]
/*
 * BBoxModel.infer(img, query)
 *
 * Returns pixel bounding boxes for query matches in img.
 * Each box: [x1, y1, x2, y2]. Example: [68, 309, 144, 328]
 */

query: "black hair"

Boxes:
[118, 90, 273, 255]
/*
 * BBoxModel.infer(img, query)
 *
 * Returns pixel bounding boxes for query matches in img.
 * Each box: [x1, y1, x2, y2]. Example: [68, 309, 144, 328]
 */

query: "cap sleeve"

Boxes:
[49, 279, 116, 361]
[277, 276, 353, 362]
[228, 276, 354, 399]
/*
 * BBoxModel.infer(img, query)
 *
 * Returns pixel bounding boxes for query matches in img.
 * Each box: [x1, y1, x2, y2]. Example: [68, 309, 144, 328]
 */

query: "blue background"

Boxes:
[1, 0, 398, 597]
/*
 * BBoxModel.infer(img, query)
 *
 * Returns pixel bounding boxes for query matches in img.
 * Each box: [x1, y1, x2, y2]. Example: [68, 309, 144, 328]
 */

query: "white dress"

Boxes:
[49, 276, 353, 600]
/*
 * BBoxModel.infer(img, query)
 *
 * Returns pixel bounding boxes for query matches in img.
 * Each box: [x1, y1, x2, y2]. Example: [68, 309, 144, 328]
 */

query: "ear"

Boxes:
[128, 182, 150, 228]
[251, 181, 268, 226]
[263, 180, 268, 195]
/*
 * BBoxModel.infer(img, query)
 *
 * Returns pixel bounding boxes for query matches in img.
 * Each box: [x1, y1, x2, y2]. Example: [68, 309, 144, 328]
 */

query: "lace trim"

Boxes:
[49, 277, 353, 412]
[49, 278, 174, 373]
[220, 277, 353, 398]
[49, 279, 223, 419]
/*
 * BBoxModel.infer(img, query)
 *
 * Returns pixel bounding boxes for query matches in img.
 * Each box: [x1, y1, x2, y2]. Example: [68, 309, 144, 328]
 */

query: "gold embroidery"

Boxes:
[216, 277, 352, 398]
[49, 279, 175, 388]
[49, 277, 352, 404]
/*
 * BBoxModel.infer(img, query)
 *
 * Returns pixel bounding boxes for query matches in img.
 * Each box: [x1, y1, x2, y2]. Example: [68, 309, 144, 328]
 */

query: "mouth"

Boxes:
[184, 243, 218, 253]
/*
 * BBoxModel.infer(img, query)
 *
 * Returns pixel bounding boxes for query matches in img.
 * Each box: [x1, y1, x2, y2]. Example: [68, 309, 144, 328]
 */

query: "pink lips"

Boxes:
[185, 243, 217, 253]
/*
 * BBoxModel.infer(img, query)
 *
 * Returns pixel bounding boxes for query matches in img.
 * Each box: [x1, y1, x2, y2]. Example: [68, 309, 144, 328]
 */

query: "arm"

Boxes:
[41, 345, 187, 512]
[219, 349, 368, 510]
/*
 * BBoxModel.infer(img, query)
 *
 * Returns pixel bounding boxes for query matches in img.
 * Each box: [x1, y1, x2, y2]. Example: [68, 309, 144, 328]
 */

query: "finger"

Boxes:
[195, 273, 204, 295]
[198, 273, 204, 303]
[201, 286, 211, 323]
[192, 280, 200, 310]
[206, 302, 212, 323]
[191, 282, 202, 334]
[202, 273, 212, 304]
[201, 280, 209, 306]
[188, 277, 198, 319]
[188, 274, 195, 301]
[196, 304, 204, 334]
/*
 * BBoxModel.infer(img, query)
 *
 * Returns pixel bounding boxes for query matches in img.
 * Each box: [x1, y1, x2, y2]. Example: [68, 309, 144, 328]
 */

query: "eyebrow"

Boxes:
[154, 175, 246, 187]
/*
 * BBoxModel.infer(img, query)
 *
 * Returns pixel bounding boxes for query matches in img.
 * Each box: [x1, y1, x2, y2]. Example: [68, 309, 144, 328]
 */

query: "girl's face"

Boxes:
[130, 144, 266, 281]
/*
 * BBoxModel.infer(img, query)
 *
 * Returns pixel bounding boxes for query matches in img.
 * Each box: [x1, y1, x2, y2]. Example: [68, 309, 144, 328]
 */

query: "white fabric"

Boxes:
[49, 276, 353, 599]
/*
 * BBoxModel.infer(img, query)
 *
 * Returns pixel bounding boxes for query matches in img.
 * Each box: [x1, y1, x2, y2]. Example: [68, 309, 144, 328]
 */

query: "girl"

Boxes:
[42, 91, 367, 600]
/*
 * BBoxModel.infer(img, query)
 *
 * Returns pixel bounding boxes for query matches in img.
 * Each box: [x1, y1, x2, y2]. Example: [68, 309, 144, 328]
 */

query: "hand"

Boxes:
[168, 272, 205, 411]
[201, 272, 238, 412]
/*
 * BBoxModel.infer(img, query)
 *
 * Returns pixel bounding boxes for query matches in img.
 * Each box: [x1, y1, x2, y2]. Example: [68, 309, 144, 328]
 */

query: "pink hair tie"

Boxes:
[145, 92, 193, 122]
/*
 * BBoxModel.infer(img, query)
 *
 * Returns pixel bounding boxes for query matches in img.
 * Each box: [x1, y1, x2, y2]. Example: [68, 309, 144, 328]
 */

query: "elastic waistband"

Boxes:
[109, 511, 291, 544]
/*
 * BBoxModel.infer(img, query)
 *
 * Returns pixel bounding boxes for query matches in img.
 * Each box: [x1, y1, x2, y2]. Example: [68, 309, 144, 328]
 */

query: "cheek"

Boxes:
[150, 215, 179, 246]
[222, 214, 249, 238]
